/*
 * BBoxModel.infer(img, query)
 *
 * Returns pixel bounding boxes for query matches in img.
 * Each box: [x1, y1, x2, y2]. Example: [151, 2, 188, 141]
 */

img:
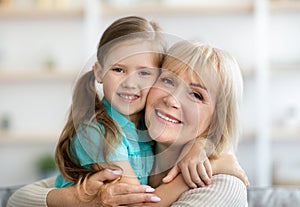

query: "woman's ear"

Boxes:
[93, 62, 103, 83]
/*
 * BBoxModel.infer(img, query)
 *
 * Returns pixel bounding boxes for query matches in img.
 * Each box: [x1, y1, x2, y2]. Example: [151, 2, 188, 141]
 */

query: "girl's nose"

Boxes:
[121, 73, 137, 89]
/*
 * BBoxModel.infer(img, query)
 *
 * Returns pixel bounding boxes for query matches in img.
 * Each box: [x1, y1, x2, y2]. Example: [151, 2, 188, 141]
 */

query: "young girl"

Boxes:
[54, 15, 165, 189]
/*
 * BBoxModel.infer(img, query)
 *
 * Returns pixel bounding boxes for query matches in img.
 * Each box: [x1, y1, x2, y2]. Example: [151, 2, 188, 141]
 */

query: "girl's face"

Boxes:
[96, 40, 160, 124]
[145, 69, 214, 147]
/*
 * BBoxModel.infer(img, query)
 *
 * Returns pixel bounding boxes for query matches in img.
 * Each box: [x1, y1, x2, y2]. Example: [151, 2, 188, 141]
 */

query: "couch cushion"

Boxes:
[247, 186, 300, 207]
[0, 186, 22, 207]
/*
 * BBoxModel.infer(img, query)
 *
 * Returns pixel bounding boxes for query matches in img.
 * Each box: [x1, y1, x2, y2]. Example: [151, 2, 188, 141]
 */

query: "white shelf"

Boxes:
[270, 0, 300, 12]
[0, 130, 59, 144]
[0, 6, 84, 18]
[271, 125, 300, 140]
[241, 125, 300, 141]
[100, 3, 254, 16]
[271, 63, 300, 73]
[0, 1, 299, 19]
[0, 70, 79, 82]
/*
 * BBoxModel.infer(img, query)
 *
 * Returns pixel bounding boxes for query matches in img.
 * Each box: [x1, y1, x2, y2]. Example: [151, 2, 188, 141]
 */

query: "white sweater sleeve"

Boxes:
[6, 176, 56, 207]
[171, 174, 248, 207]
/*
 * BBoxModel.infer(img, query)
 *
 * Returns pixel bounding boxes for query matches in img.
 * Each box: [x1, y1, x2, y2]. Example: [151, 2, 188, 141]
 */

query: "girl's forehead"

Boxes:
[103, 39, 154, 64]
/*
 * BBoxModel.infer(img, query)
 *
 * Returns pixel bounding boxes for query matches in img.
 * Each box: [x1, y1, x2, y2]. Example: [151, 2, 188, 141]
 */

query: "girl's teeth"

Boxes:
[157, 110, 180, 123]
[120, 94, 137, 100]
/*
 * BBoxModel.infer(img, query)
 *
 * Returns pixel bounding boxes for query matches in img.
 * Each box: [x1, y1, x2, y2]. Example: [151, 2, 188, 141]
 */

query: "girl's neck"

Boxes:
[126, 113, 142, 128]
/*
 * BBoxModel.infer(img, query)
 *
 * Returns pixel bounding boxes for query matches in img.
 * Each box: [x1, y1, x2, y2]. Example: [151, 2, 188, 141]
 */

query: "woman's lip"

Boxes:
[155, 109, 182, 124]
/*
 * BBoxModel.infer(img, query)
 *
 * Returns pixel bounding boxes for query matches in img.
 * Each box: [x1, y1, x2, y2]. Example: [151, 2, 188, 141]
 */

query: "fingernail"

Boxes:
[145, 187, 155, 192]
[112, 170, 122, 175]
[151, 196, 161, 202]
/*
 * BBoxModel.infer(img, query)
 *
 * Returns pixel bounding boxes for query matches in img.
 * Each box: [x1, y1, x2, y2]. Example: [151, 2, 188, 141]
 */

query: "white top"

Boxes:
[6, 176, 55, 207]
[7, 174, 248, 207]
[172, 174, 248, 207]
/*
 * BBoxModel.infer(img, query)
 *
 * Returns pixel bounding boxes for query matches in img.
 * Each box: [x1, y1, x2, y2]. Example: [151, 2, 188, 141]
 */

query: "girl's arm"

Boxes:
[94, 160, 140, 185]
[210, 153, 250, 186]
[145, 154, 249, 207]
[163, 140, 249, 187]
[145, 174, 188, 207]
[162, 139, 212, 188]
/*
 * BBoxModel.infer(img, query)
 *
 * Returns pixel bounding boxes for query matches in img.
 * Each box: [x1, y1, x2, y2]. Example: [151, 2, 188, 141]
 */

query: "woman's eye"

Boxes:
[112, 67, 124, 73]
[160, 77, 174, 86]
[191, 91, 204, 101]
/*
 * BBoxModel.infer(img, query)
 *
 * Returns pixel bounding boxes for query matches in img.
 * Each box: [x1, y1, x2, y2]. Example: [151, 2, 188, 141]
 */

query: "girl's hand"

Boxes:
[211, 153, 250, 186]
[162, 140, 212, 188]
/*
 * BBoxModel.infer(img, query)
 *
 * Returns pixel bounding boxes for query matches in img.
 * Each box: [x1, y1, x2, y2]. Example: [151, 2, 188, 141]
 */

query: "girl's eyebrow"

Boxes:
[111, 63, 126, 68]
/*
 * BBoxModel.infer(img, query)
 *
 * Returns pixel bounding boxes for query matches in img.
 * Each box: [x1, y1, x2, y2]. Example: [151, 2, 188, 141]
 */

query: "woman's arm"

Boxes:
[145, 154, 249, 207]
[171, 174, 248, 207]
[7, 169, 160, 207]
[7, 177, 55, 207]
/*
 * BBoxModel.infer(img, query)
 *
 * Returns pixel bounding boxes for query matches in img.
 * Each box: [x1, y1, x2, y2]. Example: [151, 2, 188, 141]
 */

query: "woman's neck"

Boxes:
[153, 143, 183, 173]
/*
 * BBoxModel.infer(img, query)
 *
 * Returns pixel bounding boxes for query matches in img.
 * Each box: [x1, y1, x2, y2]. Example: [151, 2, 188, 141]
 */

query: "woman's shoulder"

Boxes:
[172, 174, 248, 207]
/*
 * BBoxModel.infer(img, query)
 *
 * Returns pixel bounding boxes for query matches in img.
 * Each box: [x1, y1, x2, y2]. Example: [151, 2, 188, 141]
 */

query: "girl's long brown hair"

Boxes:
[55, 16, 165, 183]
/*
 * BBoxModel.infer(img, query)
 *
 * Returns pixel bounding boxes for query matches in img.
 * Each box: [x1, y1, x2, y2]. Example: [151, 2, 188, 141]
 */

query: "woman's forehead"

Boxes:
[162, 64, 205, 87]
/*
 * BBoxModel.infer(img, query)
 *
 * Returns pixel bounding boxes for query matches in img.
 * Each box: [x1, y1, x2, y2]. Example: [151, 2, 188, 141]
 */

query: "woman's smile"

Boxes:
[155, 109, 182, 124]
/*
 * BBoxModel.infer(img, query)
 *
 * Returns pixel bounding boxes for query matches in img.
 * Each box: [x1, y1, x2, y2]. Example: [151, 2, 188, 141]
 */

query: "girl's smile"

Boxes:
[95, 39, 160, 125]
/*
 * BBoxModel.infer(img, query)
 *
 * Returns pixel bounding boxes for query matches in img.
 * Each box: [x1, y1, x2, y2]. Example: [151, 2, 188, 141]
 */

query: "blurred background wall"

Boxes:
[0, 0, 300, 187]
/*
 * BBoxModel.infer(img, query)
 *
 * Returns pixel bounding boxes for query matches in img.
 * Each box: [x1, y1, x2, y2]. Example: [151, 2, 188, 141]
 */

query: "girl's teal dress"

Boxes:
[55, 98, 154, 187]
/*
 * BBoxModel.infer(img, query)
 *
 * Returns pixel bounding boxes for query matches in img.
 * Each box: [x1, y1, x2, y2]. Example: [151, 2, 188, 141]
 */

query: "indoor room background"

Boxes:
[0, 0, 300, 188]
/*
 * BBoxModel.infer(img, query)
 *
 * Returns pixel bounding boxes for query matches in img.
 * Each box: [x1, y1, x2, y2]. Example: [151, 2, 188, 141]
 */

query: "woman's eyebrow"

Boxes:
[190, 83, 207, 91]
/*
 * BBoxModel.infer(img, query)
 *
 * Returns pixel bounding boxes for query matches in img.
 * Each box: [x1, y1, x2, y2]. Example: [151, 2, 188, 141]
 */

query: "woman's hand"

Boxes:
[85, 169, 160, 207]
[100, 182, 160, 207]
[162, 139, 212, 188]
[47, 169, 160, 207]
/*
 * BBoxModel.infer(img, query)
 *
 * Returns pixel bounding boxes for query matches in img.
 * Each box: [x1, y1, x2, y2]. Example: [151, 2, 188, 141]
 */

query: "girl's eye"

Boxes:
[161, 77, 174, 86]
[139, 70, 151, 76]
[112, 67, 124, 73]
[191, 91, 204, 101]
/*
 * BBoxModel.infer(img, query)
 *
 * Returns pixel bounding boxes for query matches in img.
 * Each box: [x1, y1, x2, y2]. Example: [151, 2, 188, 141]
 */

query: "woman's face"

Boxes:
[145, 69, 214, 147]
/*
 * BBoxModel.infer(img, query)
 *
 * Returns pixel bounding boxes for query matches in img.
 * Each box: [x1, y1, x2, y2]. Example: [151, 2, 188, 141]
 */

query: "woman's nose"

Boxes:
[163, 93, 180, 109]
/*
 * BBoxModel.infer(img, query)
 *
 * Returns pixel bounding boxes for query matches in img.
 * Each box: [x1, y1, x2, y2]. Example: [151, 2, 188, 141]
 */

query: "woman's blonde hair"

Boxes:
[55, 16, 165, 185]
[162, 40, 243, 158]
